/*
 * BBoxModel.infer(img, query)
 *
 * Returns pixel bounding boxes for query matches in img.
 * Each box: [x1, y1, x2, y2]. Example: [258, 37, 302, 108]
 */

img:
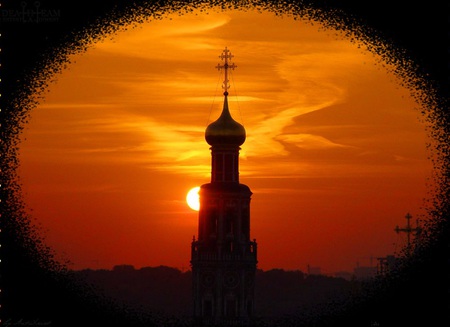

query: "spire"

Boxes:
[205, 47, 246, 146]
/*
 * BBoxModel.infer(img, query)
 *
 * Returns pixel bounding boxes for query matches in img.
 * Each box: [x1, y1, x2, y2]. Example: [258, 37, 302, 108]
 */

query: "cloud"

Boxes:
[242, 100, 341, 159]
[22, 8, 430, 184]
[76, 114, 211, 176]
[94, 12, 232, 60]
[276, 133, 353, 150]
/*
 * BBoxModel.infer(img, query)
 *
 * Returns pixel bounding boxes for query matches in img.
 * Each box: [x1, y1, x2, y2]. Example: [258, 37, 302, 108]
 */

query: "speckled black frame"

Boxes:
[0, 1, 447, 326]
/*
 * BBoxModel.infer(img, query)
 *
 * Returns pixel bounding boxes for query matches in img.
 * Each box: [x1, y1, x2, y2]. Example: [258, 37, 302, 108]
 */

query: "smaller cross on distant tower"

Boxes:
[394, 213, 422, 256]
[216, 47, 237, 95]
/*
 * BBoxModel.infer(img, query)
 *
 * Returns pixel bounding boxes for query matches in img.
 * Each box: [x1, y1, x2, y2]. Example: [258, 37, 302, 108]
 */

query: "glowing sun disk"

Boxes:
[186, 186, 200, 211]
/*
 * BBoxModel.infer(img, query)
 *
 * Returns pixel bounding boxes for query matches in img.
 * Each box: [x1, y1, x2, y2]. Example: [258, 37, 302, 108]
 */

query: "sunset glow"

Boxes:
[18, 8, 434, 273]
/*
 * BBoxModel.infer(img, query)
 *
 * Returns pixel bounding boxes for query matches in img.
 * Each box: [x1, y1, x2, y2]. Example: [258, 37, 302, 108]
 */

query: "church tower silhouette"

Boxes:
[191, 48, 258, 326]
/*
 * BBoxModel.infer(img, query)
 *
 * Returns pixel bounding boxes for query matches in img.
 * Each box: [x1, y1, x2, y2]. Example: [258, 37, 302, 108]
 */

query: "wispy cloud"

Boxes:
[276, 133, 353, 150]
[94, 11, 231, 60]
[23, 9, 429, 180]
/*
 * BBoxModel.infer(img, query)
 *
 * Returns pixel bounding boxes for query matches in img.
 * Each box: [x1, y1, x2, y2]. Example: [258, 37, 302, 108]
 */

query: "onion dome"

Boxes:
[205, 92, 246, 146]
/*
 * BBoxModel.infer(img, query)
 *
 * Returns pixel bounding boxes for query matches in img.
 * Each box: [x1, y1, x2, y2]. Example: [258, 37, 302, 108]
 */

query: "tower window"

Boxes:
[241, 208, 250, 237]
[224, 153, 234, 181]
[215, 153, 224, 181]
[203, 299, 213, 317]
[228, 220, 233, 234]
[226, 208, 234, 235]
[207, 209, 218, 237]
[226, 299, 237, 317]
[247, 300, 253, 316]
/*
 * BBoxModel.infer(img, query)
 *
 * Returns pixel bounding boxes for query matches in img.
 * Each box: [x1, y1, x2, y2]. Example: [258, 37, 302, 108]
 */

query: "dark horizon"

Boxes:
[70, 264, 368, 320]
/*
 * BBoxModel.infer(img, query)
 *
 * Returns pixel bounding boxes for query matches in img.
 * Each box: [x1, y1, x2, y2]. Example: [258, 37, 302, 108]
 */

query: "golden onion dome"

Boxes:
[205, 93, 246, 146]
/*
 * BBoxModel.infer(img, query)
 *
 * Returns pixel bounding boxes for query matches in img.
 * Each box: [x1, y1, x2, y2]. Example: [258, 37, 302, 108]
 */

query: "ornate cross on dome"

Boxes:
[216, 47, 237, 95]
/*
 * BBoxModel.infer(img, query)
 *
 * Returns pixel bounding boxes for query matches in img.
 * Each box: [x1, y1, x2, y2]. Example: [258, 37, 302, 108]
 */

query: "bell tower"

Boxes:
[191, 48, 257, 326]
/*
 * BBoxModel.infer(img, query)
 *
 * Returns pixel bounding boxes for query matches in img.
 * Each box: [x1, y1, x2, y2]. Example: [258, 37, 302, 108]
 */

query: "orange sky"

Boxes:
[18, 8, 434, 273]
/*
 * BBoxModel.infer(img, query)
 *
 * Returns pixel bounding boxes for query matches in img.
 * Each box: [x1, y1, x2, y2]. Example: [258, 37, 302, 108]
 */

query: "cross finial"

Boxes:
[216, 47, 237, 95]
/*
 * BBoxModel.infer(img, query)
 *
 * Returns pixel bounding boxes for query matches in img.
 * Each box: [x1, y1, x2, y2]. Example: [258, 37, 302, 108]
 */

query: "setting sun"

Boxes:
[186, 186, 200, 211]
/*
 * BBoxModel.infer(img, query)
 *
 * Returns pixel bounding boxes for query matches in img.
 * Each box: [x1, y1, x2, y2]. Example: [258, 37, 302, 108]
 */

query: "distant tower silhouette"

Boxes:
[191, 48, 257, 326]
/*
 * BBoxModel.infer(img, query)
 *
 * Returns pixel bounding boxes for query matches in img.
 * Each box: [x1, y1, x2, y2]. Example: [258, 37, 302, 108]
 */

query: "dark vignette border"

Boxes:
[0, 1, 448, 327]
